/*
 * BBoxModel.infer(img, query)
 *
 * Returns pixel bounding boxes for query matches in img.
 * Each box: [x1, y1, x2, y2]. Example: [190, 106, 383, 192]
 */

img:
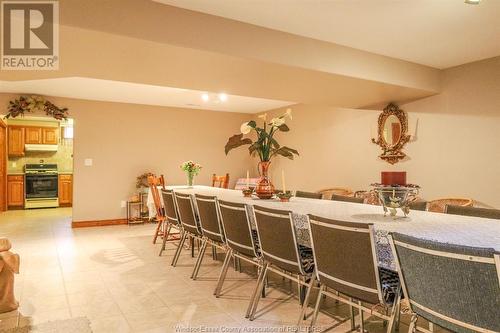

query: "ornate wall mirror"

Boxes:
[372, 103, 411, 164]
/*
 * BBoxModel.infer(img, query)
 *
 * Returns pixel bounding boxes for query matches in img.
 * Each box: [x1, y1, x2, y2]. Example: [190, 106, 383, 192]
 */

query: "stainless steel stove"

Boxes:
[24, 164, 59, 208]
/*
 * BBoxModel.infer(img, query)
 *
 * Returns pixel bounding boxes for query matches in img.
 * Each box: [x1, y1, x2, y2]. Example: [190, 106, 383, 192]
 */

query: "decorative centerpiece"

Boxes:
[225, 109, 299, 199]
[242, 188, 254, 197]
[372, 171, 420, 217]
[180, 161, 202, 187]
[277, 191, 293, 202]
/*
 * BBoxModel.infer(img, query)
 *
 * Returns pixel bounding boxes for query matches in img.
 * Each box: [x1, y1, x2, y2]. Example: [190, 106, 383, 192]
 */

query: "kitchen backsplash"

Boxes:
[8, 139, 73, 173]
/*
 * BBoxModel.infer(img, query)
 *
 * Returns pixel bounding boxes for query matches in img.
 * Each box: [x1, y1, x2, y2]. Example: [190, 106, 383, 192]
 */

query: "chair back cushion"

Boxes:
[161, 189, 179, 224]
[218, 200, 258, 258]
[295, 191, 322, 199]
[409, 201, 427, 211]
[308, 215, 380, 304]
[254, 205, 303, 275]
[331, 194, 364, 204]
[392, 233, 500, 332]
[195, 194, 224, 243]
[445, 205, 500, 220]
[174, 192, 201, 235]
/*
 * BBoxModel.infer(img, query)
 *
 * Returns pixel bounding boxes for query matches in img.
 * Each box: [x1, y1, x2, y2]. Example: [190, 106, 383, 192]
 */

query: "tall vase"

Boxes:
[187, 172, 194, 187]
[255, 161, 275, 199]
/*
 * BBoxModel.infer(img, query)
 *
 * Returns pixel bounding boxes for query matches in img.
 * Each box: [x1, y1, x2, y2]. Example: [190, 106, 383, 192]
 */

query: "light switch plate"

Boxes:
[120, 201, 126, 208]
[84, 158, 93, 166]
[12, 162, 16, 168]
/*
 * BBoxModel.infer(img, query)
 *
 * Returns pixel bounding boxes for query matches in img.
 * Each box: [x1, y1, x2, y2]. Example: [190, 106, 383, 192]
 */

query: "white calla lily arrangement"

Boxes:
[225, 108, 298, 161]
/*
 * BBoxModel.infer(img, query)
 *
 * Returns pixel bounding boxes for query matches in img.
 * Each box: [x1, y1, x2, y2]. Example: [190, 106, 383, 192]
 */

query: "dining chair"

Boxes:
[354, 190, 380, 205]
[249, 205, 316, 325]
[171, 192, 204, 267]
[331, 194, 364, 204]
[148, 175, 166, 244]
[158, 189, 181, 256]
[216, 200, 263, 318]
[212, 173, 230, 189]
[191, 194, 227, 280]
[295, 190, 322, 199]
[317, 187, 353, 200]
[409, 201, 428, 211]
[445, 204, 500, 219]
[427, 198, 473, 213]
[307, 215, 401, 332]
[389, 233, 500, 333]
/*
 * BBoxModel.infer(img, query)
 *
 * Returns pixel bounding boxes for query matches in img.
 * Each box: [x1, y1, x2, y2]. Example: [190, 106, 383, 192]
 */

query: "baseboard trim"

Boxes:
[72, 218, 128, 228]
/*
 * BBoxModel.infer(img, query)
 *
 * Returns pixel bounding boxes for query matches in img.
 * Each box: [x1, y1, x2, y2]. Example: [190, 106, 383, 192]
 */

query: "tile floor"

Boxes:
[0, 208, 435, 332]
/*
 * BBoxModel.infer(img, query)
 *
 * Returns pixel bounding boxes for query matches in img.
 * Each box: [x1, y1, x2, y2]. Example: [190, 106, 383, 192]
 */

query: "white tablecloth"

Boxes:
[148, 186, 500, 270]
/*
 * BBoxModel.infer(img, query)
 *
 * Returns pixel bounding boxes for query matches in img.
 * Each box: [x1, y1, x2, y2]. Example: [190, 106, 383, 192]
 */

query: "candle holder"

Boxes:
[277, 191, 293, 202]
[242, 187, 254, 198]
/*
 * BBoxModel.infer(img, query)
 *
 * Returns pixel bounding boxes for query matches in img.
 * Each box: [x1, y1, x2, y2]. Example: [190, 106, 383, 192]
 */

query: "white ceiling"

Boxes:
[0, 78, 294, 113]
[154, 0, 500, 69]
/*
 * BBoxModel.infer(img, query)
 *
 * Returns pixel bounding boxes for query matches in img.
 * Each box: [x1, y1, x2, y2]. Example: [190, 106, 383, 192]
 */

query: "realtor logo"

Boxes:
[1, 0, 59, 70]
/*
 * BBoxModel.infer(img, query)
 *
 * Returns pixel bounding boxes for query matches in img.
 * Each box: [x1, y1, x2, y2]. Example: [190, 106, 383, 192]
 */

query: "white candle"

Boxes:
[246, 170, 250, 188]
[282, 170, 286, 193]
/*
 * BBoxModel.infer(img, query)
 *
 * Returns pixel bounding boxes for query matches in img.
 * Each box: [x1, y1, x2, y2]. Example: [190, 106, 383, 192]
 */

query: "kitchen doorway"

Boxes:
[4, 117, 73, 214]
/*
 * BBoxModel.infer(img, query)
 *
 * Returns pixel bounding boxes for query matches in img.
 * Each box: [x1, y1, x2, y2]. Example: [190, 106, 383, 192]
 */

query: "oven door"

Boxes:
[25, 174, 58, 199]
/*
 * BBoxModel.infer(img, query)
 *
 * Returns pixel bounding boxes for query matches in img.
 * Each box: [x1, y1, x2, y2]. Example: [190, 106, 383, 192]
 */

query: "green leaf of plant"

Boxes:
[224, 134, 253, 155]
[247, 120, 257, 128]
[281, 146, 299, 156]
[278, 124, 290, 132]
[270, 138, 280, 149]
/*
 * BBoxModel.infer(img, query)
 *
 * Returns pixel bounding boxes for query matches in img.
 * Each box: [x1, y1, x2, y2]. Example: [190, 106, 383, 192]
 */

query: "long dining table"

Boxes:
[147, 185, 500, 271]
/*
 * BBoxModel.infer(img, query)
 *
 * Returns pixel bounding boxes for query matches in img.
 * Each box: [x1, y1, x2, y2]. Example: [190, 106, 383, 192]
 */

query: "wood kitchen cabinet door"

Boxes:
[25, 127, 43, 144]
[42, 127, 58, 144]
[8, 126, 25, 156]
[7, 175, 24, 207]
[59, 174, 72, 206]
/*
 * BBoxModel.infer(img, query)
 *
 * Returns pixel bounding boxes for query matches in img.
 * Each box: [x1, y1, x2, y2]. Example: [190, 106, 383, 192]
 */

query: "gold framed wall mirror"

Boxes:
[372, 103, 411, 164]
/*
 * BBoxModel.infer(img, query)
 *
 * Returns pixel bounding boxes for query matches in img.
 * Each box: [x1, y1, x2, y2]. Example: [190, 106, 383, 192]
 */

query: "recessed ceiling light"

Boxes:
[201, 93, 209, 102]
[218, 93, 228, 102]
[464, 0, 480, 4]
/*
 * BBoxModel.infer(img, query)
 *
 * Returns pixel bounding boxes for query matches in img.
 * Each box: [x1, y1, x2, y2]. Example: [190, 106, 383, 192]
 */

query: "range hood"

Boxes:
[25, 144, 58, 152]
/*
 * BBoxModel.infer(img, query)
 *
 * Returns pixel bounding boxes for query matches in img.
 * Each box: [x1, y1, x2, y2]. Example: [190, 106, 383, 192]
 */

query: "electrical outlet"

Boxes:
[12, 162, 17, 168]
[84, 158, 93, 166]
[120, 201, 126, 208]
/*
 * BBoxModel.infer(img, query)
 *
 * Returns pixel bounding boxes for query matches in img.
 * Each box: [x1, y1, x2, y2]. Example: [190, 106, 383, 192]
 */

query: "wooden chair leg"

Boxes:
[158, 223, 172, 256]
[152, 219, 163, 244]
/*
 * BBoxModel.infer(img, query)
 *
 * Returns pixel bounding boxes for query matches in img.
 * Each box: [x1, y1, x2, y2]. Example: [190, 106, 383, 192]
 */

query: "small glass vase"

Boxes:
[186, 172, 195, 187]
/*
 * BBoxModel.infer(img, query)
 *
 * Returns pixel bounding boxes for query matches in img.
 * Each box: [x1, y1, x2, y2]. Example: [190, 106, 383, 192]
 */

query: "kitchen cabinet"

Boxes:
[58, 174, 72, 206]
[7, 175, 24, 208]
[25, 126, 58, 144]
[9, 125, 59, 155]
[7, 126, 25, 156]
[42, 127, 58, 144]
[25, 127, 43, 144]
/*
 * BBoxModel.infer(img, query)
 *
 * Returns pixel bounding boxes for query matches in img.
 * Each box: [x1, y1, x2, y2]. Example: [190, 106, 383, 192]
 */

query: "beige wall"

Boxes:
[0, 93, 252, 222]
[262, 57, 500, 208]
